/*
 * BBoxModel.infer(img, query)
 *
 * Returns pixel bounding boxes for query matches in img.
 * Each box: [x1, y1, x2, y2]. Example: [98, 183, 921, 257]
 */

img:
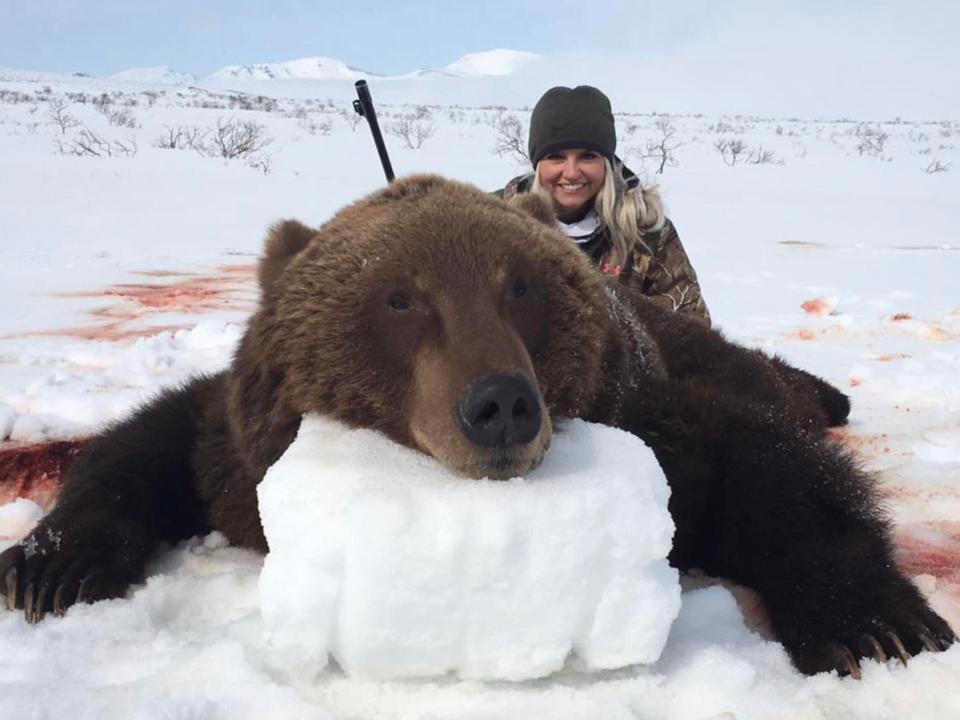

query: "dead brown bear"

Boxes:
[1, 175, 954, 678]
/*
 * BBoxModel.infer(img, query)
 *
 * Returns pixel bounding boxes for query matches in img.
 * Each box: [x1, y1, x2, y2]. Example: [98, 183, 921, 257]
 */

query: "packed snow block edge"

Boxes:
[257, 414, 680, 681]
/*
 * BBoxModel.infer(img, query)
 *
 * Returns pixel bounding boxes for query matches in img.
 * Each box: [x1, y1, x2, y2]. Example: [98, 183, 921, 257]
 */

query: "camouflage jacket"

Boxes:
[497, 172, 711, 326]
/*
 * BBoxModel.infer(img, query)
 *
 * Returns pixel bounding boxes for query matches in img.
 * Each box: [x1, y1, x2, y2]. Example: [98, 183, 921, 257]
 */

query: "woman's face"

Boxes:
[536, 149, 606, 220]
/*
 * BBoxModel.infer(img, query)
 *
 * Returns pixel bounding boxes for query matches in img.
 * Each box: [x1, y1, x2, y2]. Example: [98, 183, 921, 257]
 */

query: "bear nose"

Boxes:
[457, 371, 542, 449]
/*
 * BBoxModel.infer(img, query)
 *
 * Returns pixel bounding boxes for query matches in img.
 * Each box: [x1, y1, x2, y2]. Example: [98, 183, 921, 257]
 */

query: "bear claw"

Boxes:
[917, 632, 940, 653]
[33, 582, 54, 624]
[3, 567, 15, 611]
[883, 630, 910, 666]
[855, 634, 887, 663]
[76, 571, 105, 606]
[53, 585, 67, 617]
[23, 582, 36, 624]
[836, 646, 862, 679]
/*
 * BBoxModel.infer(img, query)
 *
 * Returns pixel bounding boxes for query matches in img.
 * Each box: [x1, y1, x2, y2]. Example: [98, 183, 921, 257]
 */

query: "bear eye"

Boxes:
[510, 280, 528, 299]
[387, 293, 411, 311]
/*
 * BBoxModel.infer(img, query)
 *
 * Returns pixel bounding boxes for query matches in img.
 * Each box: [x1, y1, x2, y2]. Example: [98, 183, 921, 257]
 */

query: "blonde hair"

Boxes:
[532, 158, 665, 267]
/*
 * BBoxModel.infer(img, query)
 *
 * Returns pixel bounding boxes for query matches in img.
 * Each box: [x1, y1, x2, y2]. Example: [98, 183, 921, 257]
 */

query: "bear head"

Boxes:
[233, 175, 614, 480]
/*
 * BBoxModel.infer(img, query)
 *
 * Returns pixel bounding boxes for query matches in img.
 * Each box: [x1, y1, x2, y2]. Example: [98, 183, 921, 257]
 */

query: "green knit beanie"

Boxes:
[527, 86, 616, 166]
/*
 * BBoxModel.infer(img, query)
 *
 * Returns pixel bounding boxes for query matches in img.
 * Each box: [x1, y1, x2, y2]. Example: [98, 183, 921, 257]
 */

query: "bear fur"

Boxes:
[1, 175, 954, 677]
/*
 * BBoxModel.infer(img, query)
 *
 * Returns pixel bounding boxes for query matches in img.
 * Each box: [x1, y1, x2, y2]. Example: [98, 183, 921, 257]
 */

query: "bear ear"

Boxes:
[258, 219, 315, 293]
[507, 193, 556, 228]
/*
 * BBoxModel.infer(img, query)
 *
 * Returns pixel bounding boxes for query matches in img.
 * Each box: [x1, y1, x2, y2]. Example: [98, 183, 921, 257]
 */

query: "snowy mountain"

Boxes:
[110, 65, 195, 85]
[208, 56, 378, 81]
[443, 49, 539, 77]
[207, 49, 539, 83]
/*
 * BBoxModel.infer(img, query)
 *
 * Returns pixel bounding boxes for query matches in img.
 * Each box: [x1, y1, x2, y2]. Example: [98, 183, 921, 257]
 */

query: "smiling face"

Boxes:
[536, 149, 607, 222]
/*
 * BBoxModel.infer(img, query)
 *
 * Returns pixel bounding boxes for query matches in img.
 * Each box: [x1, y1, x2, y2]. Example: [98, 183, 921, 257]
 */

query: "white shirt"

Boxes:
[557, 209, 601, 245]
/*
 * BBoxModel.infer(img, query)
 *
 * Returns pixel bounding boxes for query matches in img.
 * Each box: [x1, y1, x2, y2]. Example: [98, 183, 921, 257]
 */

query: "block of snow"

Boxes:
[258, 415, 680, 681]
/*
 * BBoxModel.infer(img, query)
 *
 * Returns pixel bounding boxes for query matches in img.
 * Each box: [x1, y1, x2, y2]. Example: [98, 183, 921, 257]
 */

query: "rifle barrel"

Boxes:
[353, 80, 395, 183]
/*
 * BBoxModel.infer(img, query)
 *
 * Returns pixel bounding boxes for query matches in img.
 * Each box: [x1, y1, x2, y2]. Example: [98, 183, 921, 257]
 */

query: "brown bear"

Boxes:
[0, 175, 954, 678]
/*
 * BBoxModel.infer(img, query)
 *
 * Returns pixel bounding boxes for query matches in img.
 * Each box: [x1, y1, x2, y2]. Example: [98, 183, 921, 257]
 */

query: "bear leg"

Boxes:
[0, 378, 213, 622]
[711, 418, 956, 675]
[623, 381, 955, 676]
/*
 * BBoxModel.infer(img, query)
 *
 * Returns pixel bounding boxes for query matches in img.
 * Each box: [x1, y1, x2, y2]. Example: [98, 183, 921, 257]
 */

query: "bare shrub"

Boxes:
[387, 114, 435, 149]
[92, 92, 112, 112]
[715, 138, 747, 166]
[208, 118, 273, 159]
[101, 105, 139, 128]
[46, 98, 80, 134]
[340, 108, 363, 132]
[643, 118, 682, 174]
[411, 105, 433, 121]
[924, 159, 950, 174]
[491, 112, 528, 164]
[748, 146, 781, 164]
[246, 154, 273, 175]
[153, 125, 207, 151]
[0, 90, 33, 105]
[297, 116, 332, 136]
[228, 94, 277, 113]
[56, 128, 138, 158]
[855, 123, 888, 156]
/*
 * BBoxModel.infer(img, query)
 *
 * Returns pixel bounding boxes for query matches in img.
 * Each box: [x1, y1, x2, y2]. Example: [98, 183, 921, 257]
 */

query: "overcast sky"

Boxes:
[1, 1, 957, 118]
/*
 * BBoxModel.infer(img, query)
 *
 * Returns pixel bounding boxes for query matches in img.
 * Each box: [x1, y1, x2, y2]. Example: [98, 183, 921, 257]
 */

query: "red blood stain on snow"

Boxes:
[8, 264, 257, 345]
[783, 328, 817, 341]
[827, 428, 895, 460]
[883, 313, 953, 341]
[924, 326, 951, 342]
[29, 322, 192, 343]
[875, 353, 912, 362]
[849, 377, 862, 388]
[0, 439, 85, 512]
[64, 264, 257, 315]
[801, 296, 837, 316]
[880, 483, 920, 503]
[895, 524, 960, 584]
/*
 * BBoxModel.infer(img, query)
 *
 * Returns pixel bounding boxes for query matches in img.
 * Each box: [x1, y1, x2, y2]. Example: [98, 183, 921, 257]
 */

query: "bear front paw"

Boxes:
[0, 520, 143, 623]
[786, 601, 956, 678]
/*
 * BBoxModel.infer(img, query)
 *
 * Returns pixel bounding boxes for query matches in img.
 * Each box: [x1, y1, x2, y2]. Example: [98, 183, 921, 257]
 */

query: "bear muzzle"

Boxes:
[457, 371, 542, 449]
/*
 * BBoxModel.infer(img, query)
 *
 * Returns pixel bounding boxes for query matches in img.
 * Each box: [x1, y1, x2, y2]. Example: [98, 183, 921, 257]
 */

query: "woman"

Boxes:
[497, 85, 710, 325]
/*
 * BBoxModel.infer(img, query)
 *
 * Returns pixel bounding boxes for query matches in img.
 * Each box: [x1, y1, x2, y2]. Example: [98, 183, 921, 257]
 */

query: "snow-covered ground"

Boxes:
[0, 66, 959, 718]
